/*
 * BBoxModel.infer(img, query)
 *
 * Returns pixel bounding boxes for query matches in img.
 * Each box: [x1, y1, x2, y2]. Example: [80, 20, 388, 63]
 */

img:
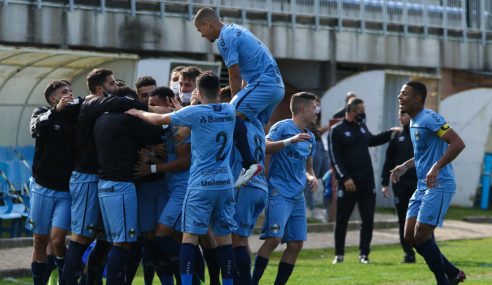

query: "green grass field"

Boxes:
[2, 238, 492, 285]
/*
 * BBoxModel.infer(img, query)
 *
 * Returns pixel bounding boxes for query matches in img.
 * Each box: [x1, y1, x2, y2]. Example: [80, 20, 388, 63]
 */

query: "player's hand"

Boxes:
[168, 97, 182, 111]
[126, 108, 144, 117]
[173, 127, 191, 145]
[291, 133, 311, 143]
[153, 144, 167, 159]
[423, 165, 439, 190]
[190, 89, 201, 105]
[138, 148, 151, 163]
[134, 163, 151, 178]
[308, 176, 318, 193]
[391, 127, 403, 133]
[344, 178, 356, 192]
[382, 186, 390, 198]
[390, 164, 408, 183]
[55, 95, 74, 112]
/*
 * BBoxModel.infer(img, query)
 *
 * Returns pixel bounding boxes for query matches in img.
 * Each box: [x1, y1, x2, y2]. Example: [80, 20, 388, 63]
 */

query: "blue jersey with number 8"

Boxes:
[170, 104, 236, 190]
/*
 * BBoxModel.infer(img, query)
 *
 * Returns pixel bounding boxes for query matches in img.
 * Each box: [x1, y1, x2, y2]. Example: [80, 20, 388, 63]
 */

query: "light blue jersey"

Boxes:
[218, 24, 282, 86]
[266, 119, 316, 201]
[410, 109, 456, 193]
[170, 104, 235, 190]
[165, 124, 191, 190]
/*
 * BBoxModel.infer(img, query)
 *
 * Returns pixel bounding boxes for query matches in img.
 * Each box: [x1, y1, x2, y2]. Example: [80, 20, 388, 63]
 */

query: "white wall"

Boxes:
[440, 88, 492, 207]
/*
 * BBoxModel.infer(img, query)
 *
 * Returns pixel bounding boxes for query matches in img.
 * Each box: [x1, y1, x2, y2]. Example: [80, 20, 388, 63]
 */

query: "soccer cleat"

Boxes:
[311, 209, 324, 221]
[332, 256, 344, 264]
[233, 164, 263, 189]
[399, 255, 416, 264]
[449, 269, 466, 285]
[359, 255, 371, 264]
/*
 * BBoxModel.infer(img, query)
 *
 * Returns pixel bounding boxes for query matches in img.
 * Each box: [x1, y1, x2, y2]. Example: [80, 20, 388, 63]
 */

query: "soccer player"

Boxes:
[126, 71, 237, 285]
[391, 81, 466, 285]
[178, 66, 201, 106]
[63, 69, 165, 285]
[170, 66, 186, 96]
[28, 80, 83, 285]
[93, 87, 168, 284]
[194, 7, 284, 188]
[252, 92, 318, 285]
[136, 75, 157, 104]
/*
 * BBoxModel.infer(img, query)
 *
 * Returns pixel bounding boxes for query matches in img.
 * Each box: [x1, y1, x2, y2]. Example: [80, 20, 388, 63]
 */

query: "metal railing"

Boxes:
[1, 0, 492, 43]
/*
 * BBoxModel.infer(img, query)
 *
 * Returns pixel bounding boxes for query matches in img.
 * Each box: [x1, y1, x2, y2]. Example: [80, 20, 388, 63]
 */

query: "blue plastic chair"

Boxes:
[0, 146, 9, 163]
[14, 146, 35, 163]
[6, 147, 20, 162]
[0, 162, 22, 238]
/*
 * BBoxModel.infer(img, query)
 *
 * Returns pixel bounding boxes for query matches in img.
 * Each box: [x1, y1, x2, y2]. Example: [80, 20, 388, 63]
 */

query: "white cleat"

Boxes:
[233, 164, 263, 189]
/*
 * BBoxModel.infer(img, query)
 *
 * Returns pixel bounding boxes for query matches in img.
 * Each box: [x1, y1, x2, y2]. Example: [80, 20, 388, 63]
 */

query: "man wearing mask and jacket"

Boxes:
[328, 97, 396, 264]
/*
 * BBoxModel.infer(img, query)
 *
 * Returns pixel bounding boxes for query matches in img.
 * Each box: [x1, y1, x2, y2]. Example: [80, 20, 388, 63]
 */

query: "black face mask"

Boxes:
[355, 112, 366, 123]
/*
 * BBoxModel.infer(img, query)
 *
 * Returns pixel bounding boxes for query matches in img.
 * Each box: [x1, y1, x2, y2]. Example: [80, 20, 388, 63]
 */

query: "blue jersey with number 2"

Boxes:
[170, 104, 236, 191]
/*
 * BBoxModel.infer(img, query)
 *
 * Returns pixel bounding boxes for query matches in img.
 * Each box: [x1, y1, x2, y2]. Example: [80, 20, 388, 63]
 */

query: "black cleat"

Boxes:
[332, 255, 344, 264]
[449, 269, 466, 285]
[359, 255, 371, 264]
[400, 255, 416, 264]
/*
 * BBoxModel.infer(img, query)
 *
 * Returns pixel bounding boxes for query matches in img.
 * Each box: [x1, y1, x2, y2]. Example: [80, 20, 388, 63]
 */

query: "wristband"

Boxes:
[151, 165, 157, 173]
[283, 139, 292, 147]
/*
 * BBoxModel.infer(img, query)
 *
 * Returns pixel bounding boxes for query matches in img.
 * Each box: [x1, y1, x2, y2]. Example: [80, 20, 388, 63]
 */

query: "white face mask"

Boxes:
[179, 92, 193, 103]
[315, 106, 321, 114]
[171, 82, 180, 96]
[101, 87, 111, 97]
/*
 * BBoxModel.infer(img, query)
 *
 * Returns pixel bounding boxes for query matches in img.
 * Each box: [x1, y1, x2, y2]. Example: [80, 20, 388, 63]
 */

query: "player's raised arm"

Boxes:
[265, 133, 312, 154]
[126, 109, 172, 126]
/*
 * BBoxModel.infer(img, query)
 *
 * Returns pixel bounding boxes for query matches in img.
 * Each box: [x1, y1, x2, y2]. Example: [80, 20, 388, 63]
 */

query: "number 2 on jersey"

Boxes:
[216, 132, 227, 161]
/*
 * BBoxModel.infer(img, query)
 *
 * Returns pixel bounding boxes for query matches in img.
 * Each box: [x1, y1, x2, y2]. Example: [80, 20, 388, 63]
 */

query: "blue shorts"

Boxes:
[26, 192, 71, 235]
[138, 178, 169, 232]
[159, 184, 187, 231]
[98, 181, 138, 243]
[231, 83, 284, 121]
[406, 190, 454, 227]
[233, 187, 267, 237]
[182, 189, 237, 236]
[260, 198, 307, 243]
[70, 173, 105, 238]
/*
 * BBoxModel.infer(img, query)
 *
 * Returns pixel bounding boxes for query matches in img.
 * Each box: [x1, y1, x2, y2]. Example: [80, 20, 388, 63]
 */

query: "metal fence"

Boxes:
[2, 0, 492, 42]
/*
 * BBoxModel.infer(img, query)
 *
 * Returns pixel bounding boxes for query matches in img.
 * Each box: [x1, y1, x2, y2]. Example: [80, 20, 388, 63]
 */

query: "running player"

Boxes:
[391, 81, 466, 285]
[126, 71, 237, 285]
[63, 69, 166, 285]
[93, 87, 168, 284]
[252, 92, 318, 285]
[28, 80, 83, 285]
[194, 7, 284, 188]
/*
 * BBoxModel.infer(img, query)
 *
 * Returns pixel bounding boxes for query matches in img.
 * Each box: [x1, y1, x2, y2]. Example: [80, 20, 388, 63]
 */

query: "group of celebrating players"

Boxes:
[26, 6, 466, 285]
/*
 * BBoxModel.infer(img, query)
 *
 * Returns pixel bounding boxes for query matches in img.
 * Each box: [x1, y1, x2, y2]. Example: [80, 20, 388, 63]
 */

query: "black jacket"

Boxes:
[94, 113, 167, 183]
[328, 118, 392, 183]
[333, 106, 345, 119]
[381, 125, 418, 187]
[74, 96, 148, 174]
[30, 98, 84, 191]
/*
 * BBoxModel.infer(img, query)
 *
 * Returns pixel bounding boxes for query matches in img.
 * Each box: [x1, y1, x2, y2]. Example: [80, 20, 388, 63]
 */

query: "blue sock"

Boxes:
[155, 236, 181, 266]
[43, 255, 56, 285]
[32, 262, 47, 285]
[441, 253, 460, 278]
[143, 238, 156, 285]
[234, 246, 252, 285]
[414, 238, 448, 285]
[179, 243, 196, 285]
[251, 255, 269, 285]
[194, 245, 205, 284]
[54, 257, 65, 284]
[159, 255, 175, 285]
[202, 247, 221, 285]
[63, 241, 90, 285]
[106, 245, 128, 285]
[234, 117, 256, 169]
[218, 244, 235, 285]
[87, 240, 111, 285]
[126, 237, 143, 285]
[274, 262, 295, 285]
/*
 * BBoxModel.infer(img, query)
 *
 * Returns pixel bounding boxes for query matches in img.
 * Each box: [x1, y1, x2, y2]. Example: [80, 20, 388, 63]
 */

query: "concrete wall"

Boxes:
[2, 3, 492, 72]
